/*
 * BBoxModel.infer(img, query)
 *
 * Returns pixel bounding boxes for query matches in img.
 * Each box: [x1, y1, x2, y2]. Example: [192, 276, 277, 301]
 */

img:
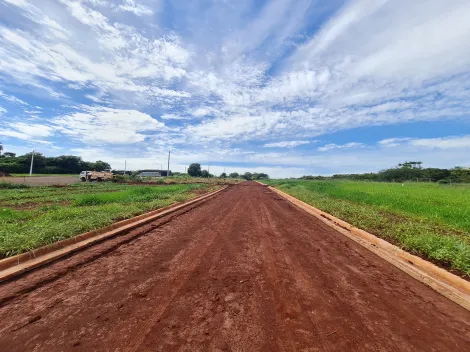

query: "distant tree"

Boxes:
[201, 169, 209, 178]
[89, 160, 111, 171]
[219, 172, 227, 178]
[242, 172, 253, 180]
[0, 153, 112, 174]
[187, 163, 202, 177]
[421, 168, 451, 182]
[398, 161, 422, 169]
[451, 167, 470, 183]
[229, 172, 239, 178]
[0, 142, 3, 156]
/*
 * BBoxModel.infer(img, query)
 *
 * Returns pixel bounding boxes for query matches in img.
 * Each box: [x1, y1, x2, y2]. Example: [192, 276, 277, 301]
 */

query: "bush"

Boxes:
[113, 175, 127, 183]
[0, 182, 30, 189]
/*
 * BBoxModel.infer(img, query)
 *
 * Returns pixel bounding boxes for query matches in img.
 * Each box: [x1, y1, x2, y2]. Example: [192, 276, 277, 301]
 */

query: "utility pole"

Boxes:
[29, 150, 35, 176]
[208, 163, 210, 178]
[124, 160, 127, 175]
[167, 150, 170, 177]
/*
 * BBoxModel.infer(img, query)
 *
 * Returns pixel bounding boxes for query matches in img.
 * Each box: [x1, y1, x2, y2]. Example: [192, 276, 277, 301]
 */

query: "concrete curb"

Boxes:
[267, 185, 470, 311]
[0, 186, 226, 282]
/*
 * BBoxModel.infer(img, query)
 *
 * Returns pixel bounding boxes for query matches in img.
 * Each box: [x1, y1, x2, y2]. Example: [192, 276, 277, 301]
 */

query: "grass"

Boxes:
[262, 179, 470, 276]
[0, 182, 218, 257]
[0, 182, 31, 189]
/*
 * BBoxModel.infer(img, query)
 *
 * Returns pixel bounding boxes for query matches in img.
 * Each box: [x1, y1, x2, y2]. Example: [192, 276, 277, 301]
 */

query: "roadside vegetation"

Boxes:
[0, 151, 110, 174]
[262, 179, 470, 276]
[0, 182, 218, 257]
[301, 161, 470, 184]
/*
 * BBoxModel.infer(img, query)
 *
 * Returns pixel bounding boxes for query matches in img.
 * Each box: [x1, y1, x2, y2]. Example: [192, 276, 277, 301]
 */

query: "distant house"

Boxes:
[137, 169, 171, 178]
[112, 170, 133, 176]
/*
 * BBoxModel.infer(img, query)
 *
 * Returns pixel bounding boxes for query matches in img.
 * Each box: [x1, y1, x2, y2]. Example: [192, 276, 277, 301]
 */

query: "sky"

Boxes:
[1, 0, 470, 178]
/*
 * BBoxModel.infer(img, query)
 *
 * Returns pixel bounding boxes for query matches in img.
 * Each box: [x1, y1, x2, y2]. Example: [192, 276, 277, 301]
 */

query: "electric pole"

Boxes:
[29, 150, 35, 176]
[167, 150, 170, 177]
[124, 160, 127, 175]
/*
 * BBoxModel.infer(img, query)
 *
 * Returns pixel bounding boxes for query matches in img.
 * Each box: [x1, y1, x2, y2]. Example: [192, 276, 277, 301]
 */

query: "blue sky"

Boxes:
[1, 0, 470, 177]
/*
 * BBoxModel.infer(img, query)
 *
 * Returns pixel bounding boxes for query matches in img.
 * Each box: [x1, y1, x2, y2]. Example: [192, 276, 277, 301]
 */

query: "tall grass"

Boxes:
[263, 179, 470, 276]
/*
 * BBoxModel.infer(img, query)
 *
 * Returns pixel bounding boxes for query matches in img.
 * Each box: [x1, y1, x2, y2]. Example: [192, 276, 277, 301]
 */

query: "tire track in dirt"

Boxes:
[0, 182, 469, 351]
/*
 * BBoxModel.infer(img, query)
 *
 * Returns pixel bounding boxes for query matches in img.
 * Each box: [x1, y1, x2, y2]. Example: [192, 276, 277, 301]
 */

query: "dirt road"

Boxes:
[0, 182, 469, 351]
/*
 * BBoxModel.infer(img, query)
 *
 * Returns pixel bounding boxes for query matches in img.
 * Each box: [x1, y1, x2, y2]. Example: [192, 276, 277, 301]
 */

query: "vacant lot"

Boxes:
[1, 175, 80, 186]
[0, 182, 218, 257]
[263, 180, 470, 276]
[2, 182, 469, 351]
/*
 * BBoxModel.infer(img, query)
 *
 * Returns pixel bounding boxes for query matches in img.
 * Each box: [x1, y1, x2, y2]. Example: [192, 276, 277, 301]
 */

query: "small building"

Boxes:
[137, 169, 171, 178]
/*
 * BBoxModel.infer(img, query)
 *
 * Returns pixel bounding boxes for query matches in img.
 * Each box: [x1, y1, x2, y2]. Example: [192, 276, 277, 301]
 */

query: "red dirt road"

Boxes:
[0, 182, 469, 351]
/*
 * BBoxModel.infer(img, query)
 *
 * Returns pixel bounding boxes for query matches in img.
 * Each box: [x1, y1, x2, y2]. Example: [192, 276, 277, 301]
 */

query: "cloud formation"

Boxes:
[1, 0, 469, 175]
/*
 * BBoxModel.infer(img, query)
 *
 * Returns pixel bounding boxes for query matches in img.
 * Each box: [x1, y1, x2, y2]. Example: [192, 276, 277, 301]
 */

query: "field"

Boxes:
[0, 182, 219, 257]
[262, 179, 470, 276]
[10, 173, 77, 177]
[2, 182, 469, 351]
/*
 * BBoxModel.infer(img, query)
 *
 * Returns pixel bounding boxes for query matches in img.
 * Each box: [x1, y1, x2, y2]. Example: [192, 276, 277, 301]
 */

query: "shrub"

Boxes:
[0, 182, 30, 189]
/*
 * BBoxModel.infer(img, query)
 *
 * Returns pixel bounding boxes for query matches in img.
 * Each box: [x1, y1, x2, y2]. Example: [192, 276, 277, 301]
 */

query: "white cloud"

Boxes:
[378, 137, 411, 147]
[10, 122, 53, 137]
[53, 106, 166, 144]
[160, 113, 191, 120]
[0, 122, 53, 142]
[264, 140, 310, 148]
[0, 91, 28, 105]
[116, 0, 153, 16]
[1, 0, 470, 174]
[0, 0, 189, 103]
[317, 142, 365, 152]
[379, 135, 470, 150]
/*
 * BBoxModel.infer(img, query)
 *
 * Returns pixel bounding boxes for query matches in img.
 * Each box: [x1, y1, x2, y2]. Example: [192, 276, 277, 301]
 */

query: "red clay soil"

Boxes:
[0, 182, 469, 351]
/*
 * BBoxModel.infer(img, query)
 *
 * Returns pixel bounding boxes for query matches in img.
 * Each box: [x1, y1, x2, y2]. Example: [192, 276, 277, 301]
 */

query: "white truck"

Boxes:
[80, 170, 114, 182]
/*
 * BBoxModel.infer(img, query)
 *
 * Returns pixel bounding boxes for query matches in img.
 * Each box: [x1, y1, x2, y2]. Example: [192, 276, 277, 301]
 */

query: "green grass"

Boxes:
[0, 183, 217, 257]
[0, 182, 31, 189]
[262, 179, 470, 276]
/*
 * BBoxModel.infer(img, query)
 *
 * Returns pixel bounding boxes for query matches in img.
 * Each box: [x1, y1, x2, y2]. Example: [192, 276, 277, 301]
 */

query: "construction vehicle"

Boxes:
[80, 169, 114, 182]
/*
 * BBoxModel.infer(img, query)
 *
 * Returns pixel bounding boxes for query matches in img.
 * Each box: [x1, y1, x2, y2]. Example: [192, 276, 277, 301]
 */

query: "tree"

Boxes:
[0, 142, 3, 156]
[242, 172, 253, 180]
[451, 167, 470, 183]
[219, 172, 227, 178]
[229, 172, 239, 178]
[252, 172, 269, 180]
[187, 163, 202, 177]
[201, 169, 209, 178]
[3, 152, 16, 158]
[398, 161, 422, 169]
[88, 160, 111, 171]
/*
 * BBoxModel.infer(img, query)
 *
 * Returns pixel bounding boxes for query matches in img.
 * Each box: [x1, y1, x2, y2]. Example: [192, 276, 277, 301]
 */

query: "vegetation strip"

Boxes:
[268, 185, 470, 311]
[0, 182, 220, 257]
[0, 187, 226, 281]
[262, 179, 470, 277]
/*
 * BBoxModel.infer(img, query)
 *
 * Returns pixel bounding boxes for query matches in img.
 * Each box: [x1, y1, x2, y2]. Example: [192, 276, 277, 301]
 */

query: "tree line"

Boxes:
[187, 163, 269, 180]
[0, 152, 111, 174]
[301, 161, 470, 183]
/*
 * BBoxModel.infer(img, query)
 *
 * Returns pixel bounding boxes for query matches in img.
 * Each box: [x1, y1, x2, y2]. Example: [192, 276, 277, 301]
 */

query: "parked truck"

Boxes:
[80, 170, 114, 182]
